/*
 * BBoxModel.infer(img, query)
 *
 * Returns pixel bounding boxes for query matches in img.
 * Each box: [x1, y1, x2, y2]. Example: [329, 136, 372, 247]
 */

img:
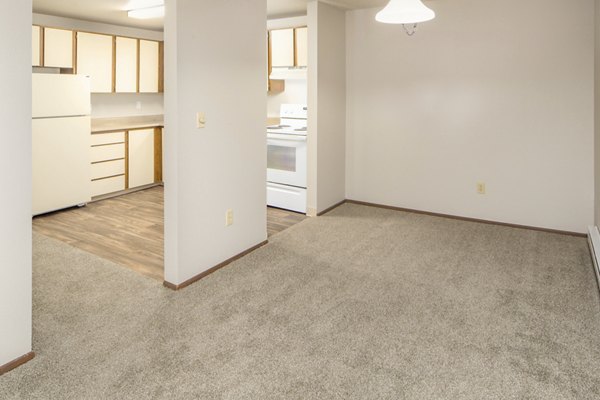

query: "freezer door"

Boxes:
[32, 116, 91, 215]
[32, 74, 91, 118]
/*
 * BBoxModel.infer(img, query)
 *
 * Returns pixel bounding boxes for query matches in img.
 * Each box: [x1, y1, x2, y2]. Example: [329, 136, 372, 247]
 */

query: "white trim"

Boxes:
[587, 226, 600, 290]
[267, 16, 307, 29]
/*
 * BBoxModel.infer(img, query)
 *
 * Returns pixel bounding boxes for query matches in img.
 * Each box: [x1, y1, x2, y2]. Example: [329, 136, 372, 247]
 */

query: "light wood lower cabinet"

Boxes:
[91, 159, 125, 180]
[90, 128, 162, 198]
[92, 175, 126, 197]
[91, 142, 125, 163]
[91, 132, 126, 197]
[128, 128, 155, 188]
[91, 131, 125, 146]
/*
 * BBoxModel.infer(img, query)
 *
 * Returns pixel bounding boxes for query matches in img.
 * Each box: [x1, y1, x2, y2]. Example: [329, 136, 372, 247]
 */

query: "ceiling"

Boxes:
[32, 0, 390, 31]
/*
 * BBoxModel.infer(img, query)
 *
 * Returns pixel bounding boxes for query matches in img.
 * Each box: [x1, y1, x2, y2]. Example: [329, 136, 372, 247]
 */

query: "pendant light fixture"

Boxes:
[375, 0, 435, 36]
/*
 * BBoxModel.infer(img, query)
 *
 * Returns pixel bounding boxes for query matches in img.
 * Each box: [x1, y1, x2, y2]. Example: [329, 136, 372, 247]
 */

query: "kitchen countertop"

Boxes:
[91, 115, 164, 133]
[267, 117, 280, 126]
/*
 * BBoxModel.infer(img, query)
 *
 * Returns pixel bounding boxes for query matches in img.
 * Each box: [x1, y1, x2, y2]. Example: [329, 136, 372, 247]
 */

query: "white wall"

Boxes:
[164, 0, 267, 285]
[346, 0, 594, 233]
[33, 13, 164, 119]
[1, 1, 32, 367]
[267, 15, 306, 31]
[267, 80, 307, 118]
[33, 13, 163, 40]
[91, 93, 164, 118]
[307, 1, 346, 216]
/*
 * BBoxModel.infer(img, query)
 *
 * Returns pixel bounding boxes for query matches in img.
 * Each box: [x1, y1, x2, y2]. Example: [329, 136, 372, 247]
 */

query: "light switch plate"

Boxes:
[476, 182, 486, 195]
[196, 112, 206, 129]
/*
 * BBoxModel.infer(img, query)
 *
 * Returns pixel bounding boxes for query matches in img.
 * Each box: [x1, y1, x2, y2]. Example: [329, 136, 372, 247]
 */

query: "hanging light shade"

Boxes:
[375, 0, 435, 24]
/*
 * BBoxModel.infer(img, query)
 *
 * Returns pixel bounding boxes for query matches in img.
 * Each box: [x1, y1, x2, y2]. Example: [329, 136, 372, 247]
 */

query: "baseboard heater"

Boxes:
[587, 226, 600, 291]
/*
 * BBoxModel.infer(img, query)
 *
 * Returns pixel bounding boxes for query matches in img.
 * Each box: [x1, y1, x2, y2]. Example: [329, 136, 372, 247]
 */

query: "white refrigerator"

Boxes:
[32, 74, 91, 215]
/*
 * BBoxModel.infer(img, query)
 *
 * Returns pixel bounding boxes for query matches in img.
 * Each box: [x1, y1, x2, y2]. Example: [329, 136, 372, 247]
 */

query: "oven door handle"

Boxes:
[267, 133, 307, 142]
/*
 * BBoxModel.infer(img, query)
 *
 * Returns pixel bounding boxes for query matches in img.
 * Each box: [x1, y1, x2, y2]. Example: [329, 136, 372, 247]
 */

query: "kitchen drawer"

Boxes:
[91, 131, 125, 146]
[91, 143, 125, 163]
[91, 159, 125, 180]
[91, 175, 125, 197]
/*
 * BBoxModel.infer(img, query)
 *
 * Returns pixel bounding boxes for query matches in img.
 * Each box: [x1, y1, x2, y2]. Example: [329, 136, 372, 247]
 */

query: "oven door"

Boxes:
[267, 133, 307, 188]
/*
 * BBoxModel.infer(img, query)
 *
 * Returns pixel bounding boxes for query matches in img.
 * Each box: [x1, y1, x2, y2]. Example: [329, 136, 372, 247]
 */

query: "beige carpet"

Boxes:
[1, 203, 599, 399]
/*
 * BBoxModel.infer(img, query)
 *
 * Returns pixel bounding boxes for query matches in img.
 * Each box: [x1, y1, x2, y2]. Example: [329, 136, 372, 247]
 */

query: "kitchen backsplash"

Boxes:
[91, 93, 164, 118]
[267, 79, 307, 118]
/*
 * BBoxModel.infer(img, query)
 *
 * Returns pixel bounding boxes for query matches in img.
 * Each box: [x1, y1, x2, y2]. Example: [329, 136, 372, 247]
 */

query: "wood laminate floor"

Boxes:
[33, 186, 306, 282]
[266, 206, 307, 237]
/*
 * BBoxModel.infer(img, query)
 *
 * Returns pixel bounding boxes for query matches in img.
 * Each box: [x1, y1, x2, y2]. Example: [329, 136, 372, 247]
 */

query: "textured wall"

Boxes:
[163, 0, 267, 284]
[346, 0, 594, 233]
[0, 1, 32, 366]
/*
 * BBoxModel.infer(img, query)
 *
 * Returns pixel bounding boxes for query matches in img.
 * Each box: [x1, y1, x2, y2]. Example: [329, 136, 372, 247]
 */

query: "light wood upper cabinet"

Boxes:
[32, 26, 41, 66]
[34, 26, 163, 94]
[76, 32, 113, 93]
[295, 27, 308, 68]
[270, 29, 294, 67]
[128, 128, 155, 188]
[269, 27, 308, 69]
[44, 28, 73, 68]
[115, 37, 138, 93]
[139, 40, 159, 93]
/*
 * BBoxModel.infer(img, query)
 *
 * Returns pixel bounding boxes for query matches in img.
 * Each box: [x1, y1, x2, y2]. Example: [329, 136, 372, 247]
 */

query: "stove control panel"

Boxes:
[280, 104, 307, 119]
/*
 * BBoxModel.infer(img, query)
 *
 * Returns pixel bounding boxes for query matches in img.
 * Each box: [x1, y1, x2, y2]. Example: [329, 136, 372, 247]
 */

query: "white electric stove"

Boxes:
[267, 104, 307, 213]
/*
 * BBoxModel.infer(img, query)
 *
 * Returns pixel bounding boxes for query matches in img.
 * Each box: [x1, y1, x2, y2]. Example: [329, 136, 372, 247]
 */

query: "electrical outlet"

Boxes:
[196, 112, 206, 129]
[135, 101, 142, 110]
[477, 182, 486, 195]
[225, 209, 233, 226]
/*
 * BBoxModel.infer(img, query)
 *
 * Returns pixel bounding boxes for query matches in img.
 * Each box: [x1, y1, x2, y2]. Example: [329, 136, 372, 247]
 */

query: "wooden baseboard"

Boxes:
[164, 240, 268, 291]
[317, 200, 347, 216]
[0, 352, 35, 376]
[346, 200, 586, 238]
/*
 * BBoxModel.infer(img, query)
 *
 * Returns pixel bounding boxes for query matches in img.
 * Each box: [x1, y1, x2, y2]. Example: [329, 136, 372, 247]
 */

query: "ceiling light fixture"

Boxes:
[375, 0, 435, 36]
[127, 5, 164, 19]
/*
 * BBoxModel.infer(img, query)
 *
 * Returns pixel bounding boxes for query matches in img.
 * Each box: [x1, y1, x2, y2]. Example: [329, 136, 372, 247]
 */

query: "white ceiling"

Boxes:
[32, 0, 390, 31]
[33, 0, 163, 30]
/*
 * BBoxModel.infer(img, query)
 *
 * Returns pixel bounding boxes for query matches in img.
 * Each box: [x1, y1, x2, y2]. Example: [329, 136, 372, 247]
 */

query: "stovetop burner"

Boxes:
[268, 105, 308, 135]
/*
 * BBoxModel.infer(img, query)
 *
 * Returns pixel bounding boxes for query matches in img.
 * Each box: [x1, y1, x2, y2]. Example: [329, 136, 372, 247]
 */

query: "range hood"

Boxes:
[269, 67, 307, 80]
